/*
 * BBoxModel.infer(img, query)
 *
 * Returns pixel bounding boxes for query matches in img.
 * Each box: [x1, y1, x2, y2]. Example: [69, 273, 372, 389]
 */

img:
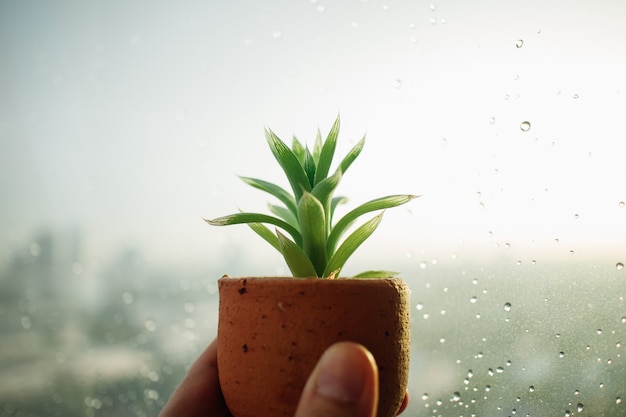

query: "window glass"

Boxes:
[1, 1, 624, 416]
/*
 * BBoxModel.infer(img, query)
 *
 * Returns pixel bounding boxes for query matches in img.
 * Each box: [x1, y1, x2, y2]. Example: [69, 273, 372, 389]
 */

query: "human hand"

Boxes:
[158, 338, 409, 417]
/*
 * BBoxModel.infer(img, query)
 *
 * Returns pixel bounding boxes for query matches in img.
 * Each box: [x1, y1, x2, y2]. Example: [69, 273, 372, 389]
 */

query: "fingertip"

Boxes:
[295, 342, 379, 417]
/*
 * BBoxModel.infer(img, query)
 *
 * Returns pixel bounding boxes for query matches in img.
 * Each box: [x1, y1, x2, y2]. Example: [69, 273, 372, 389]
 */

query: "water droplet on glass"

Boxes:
[452, 392, 461, 402]
[597, 329, 603, 335]
[504, 302, 512, 312]
[21, 316, 32, 329]
[573, 213, 579, 219]
[559, 351, 565, 358]
[422, 393, 429, 400]
[529, 385, 535, 393]
[429, 3, 437, 11]
[622, 317, 626, 324]
[470, 296, 477, 304]
[515, 39, 524, 48]
[573, 93, 580, 99]
[416, 303, 424, 311]
[616, 262, 624, 271]
[520, 121, 531, 132]
[619, 201, 625, 208]
[144, 319, 157, 332]
[122, 292, 134, 304]
[617, 397, 622, 405]
[29, 243, 41, 257]
[144, 389, 159, 400]
[392, 79, 402, 89]
[489, 117, 496, 125]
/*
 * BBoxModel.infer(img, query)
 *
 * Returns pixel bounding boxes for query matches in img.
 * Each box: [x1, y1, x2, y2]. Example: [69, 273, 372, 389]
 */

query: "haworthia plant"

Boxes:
[205, 115, 418, 278]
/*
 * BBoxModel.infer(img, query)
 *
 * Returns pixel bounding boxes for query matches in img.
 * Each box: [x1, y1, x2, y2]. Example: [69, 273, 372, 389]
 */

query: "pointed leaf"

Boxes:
[266, 128, 311, 201]
[311, 167, 342, 230]
[327, 194, 417, 255]
[314, 114, 340, 185]
[276, 229, 318, 278]
[268, 203, 299, 229]
[247, 222, 282, 252]
[312, 128, 323, 164]
[303, 146, 317, 188]
[330, 196, 348, 224]
[239, 176, 297, 216]
[291, 136, 306, 165]
[311, 168, 342, 205]
[352, 270, 400, 278]
[298, 191, 327, 276]
[323, 212, 384, 278]
[336, 135, 365, 176]
[205, 212, 302, 246]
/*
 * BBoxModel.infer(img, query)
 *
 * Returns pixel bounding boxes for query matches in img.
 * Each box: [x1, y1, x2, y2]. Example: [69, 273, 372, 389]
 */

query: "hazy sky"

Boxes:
[2, 0, 625, 272]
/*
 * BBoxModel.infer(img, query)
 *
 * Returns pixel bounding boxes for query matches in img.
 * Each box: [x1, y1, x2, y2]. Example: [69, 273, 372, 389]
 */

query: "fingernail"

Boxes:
[314, 344, 366, 404]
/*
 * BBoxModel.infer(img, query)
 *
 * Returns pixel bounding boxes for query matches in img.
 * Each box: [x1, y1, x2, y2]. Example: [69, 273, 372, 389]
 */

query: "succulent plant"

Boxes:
[205, 115, 417, 278]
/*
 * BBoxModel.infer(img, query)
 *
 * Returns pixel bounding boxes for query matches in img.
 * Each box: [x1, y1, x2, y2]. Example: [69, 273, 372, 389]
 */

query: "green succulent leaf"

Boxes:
[205, 212, 302, 246]
[337, 135, 365, 176]
[303, 147, 317, 188]
[297, 191, 328, 276]
[276, 229, 318, 278]
[312, 129, 323, 164]
[291, 136, 306, 165]
[330, 196, 348, 224]
[323, 212, 384, 278]
[268, 204, 299, 230]
[311, 168, 342, 231]
[327, 194, 418, 255]
[239, 176, 297, 216]
[314, 114, 340, 185]
[352, 270, 400, 278]
[265, 128, 311, 201]
[247, 222, 281, 252]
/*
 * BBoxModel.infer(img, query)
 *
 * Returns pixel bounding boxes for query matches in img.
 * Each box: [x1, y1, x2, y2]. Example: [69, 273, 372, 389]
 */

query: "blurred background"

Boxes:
[1, 0, 625, 416]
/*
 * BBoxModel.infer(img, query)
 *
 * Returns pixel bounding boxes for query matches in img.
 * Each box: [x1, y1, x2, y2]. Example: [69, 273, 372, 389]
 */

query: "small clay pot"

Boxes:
[217, 276, 411, 417]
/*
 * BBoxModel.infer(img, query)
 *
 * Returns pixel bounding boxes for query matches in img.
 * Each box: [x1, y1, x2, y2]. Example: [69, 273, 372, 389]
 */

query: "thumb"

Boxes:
[294, 342, 379, 417]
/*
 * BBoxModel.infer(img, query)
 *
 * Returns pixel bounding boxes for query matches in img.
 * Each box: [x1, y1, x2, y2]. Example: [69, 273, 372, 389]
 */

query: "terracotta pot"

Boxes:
[217, 276, 411, 417]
